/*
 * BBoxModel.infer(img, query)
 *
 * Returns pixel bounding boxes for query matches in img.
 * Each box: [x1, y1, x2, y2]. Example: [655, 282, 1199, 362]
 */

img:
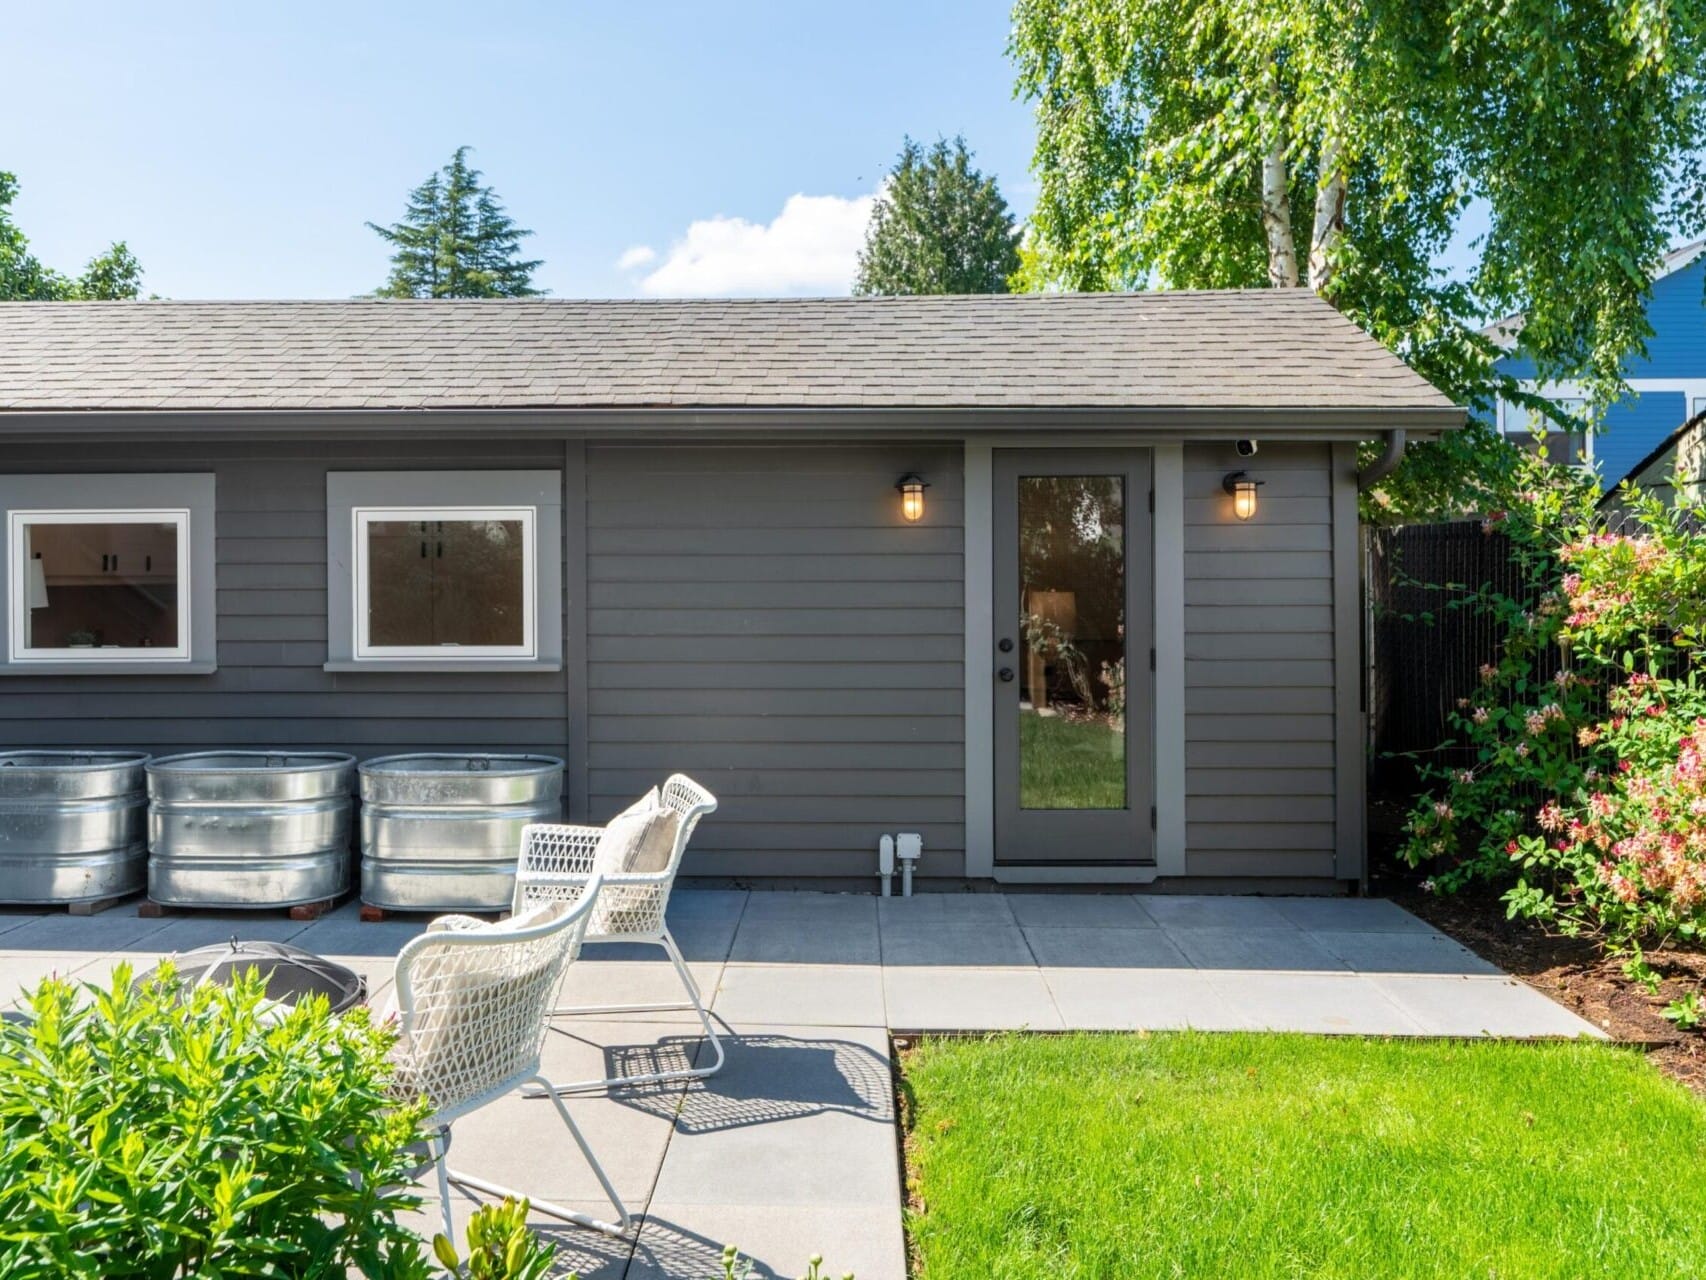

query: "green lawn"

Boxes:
[1019, 711, 1124, 809]
[902, 1032, 1706, 1279]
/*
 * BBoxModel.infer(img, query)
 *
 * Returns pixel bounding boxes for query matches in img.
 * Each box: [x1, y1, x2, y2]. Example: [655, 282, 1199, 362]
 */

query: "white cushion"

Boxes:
[592, 786, 681, 875]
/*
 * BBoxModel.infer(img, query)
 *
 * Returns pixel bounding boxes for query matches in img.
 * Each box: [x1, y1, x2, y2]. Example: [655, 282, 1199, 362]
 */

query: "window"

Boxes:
[0, 474, 216, 676]
[1504, 396, 1588, 465]
[325, 471, 562, 671]
[354, 507, 536, 659]
[10, 511, 189, 661]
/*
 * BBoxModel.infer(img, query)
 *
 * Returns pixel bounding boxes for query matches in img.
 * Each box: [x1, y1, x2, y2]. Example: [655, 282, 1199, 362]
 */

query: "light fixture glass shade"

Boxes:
[1223, 471, 1262, 521]
[1232, 480, 1259, 520]
[26, 557, 47, 610]
[896, 474, 929, 523]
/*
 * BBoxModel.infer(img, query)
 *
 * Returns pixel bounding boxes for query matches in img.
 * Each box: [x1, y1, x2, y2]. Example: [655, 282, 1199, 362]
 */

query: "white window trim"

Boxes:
[351, 505, 538, 661]
[8, 508, 192, 664]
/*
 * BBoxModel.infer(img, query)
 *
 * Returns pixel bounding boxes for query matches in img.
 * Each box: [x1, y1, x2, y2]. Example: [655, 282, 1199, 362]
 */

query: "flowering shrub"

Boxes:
[1505, 672, 1706, 959]
[1398, 457, 1605, 888]
[1401, 462, 1706, 980]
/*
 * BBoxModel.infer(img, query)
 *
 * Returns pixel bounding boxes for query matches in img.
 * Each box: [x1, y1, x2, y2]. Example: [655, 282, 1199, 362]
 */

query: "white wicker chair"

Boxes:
[389, 875, 630, 1240]
[513, 774, 720, 1095]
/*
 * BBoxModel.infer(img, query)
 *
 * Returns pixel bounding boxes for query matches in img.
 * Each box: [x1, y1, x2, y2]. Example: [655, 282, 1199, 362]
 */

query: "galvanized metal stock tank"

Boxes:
[147, 752, 357, 908]
[359, 753, 564, 911]
[0, 752, 149, 904]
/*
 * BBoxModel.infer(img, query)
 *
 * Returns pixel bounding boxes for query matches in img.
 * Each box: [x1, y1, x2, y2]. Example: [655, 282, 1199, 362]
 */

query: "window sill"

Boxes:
[323, 659, 562, 674]
[0, 660, 217, 677]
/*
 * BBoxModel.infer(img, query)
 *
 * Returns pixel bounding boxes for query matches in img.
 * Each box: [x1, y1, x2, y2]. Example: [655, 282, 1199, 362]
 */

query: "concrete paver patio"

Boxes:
[0, 890, 1601, 1279]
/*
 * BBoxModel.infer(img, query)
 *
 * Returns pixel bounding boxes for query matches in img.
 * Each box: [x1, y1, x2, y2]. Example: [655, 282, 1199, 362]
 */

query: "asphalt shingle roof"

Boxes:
[0, 292, 1458, 416]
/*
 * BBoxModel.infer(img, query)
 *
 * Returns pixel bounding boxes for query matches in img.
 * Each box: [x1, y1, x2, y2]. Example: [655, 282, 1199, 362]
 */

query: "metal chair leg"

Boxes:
[530, 930, 726, 1096]
[432, 1129, 455, 1242]
[550, 927, 699, 1017]
[443, 1082, 630, 1237]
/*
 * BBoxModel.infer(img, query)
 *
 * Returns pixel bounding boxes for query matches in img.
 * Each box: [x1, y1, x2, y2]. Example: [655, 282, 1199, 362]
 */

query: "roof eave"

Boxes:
[0, 402, 1466, 440]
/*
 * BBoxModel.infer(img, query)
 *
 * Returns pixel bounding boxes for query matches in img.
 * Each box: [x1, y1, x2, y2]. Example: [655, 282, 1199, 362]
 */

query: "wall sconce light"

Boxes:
[1223, 471, 1263, 520]
[896, 473, 929, 523]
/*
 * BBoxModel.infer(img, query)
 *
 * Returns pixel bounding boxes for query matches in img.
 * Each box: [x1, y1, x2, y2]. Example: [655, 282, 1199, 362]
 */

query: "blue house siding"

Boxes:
[1496, 258, 1706, 382]
[1596, 392, 1688, 490]
[1631, 258, 1706, 379]
[1496, 254, 1705, 489]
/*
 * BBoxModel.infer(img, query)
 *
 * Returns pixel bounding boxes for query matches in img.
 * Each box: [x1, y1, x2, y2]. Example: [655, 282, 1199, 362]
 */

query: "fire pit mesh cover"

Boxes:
[143, 939, 367, 1014]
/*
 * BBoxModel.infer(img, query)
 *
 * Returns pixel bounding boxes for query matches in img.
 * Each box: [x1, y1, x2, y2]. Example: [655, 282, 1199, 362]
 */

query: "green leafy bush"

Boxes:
[432, 1198, 556, 1280]
[1398, 455, 1604, 886]
[1401, 465, 1706, 974]
[0, 964, 435, 1280]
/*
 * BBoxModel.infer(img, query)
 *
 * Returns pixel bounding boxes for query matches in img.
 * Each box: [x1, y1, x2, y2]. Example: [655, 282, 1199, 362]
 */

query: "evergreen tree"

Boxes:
[0, 171, 142, 300]
[854, 137, 1021, 295]
[368, 148, 544, 298]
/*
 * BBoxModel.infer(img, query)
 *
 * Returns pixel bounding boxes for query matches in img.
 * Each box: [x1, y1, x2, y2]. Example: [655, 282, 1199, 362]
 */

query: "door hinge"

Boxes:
[1148, 488, 1154, 514]
[1150, 804, 1157, 830]
[1149, 647, 1156, 671]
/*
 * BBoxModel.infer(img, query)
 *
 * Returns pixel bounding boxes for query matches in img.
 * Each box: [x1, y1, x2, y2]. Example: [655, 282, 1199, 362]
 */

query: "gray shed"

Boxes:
[0, 292, 1461, 888]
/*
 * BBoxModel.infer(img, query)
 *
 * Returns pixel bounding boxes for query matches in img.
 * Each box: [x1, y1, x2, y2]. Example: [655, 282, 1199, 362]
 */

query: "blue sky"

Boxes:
[3, 3, 1038, 299]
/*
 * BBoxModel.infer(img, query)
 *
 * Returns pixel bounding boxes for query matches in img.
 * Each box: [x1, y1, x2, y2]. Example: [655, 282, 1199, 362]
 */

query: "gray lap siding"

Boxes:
[0, 439, 568, 759]
[584, 444, 966, 879]
[1183, 442, 1341, 878]
[0, 437, 966, 881]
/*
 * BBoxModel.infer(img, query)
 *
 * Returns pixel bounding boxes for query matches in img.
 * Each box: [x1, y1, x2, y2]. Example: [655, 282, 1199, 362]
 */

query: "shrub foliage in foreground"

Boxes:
[0, 964, 434, 1280]
[1400, 458, 1706, 994]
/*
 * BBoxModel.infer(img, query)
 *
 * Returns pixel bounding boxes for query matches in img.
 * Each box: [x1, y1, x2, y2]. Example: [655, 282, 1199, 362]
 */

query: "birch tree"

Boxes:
[1011, 0, 1706, 516]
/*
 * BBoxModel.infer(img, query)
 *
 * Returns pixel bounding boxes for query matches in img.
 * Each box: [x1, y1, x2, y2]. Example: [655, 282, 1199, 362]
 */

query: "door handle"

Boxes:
[998, 667, 1015, 682]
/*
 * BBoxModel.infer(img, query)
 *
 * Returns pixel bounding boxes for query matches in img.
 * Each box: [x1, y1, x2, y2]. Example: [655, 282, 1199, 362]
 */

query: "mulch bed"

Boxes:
[1370, 857, 1706, 1093]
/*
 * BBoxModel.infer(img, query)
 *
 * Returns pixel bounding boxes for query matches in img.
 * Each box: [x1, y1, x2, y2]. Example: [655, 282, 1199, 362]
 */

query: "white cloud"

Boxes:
[615, 244, 657, 271]
[637, 191, 877, 297]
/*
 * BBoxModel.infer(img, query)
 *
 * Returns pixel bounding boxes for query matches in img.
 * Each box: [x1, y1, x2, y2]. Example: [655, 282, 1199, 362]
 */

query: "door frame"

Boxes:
[963, 438, 1186, 882]
[991, 449, 1153, 866]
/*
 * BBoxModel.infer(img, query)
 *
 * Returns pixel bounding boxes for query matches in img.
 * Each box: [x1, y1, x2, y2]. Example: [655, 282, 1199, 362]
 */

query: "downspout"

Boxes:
[1356, 428, 1406, 491]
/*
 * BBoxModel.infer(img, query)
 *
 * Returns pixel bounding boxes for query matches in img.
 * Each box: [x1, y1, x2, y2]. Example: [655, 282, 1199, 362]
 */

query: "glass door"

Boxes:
[992, 450, 1152, 865]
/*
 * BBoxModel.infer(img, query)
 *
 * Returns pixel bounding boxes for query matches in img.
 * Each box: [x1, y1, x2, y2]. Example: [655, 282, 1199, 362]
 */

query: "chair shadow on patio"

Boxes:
[457, 1210, 636, 1280]
[625, 1214, 807, 1280]
[606, 1032, 894, 1136]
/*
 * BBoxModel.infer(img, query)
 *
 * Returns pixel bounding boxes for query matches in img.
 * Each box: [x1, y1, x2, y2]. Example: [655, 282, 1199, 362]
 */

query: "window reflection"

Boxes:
[23, 519, 180, 653]
[366, 518, 526, 649]
[1017, 476, 1126, 810]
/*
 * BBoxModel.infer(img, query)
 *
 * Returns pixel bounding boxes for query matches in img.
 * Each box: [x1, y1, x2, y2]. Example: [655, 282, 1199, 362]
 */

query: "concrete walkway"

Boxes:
[0, 890, 1601, 1279]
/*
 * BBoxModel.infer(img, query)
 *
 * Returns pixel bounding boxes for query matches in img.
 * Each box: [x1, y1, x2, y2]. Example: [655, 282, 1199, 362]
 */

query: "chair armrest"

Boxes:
[426, 913, 489, 934]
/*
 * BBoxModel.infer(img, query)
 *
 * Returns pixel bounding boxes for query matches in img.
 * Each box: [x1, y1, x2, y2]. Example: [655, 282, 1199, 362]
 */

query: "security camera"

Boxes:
[1234, 439, 1259, 458]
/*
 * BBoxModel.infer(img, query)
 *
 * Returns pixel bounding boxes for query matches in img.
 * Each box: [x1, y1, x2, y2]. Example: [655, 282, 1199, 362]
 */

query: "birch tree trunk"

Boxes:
[1307, 134, 1346, 292]
[1259, 65, 1299, 288]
